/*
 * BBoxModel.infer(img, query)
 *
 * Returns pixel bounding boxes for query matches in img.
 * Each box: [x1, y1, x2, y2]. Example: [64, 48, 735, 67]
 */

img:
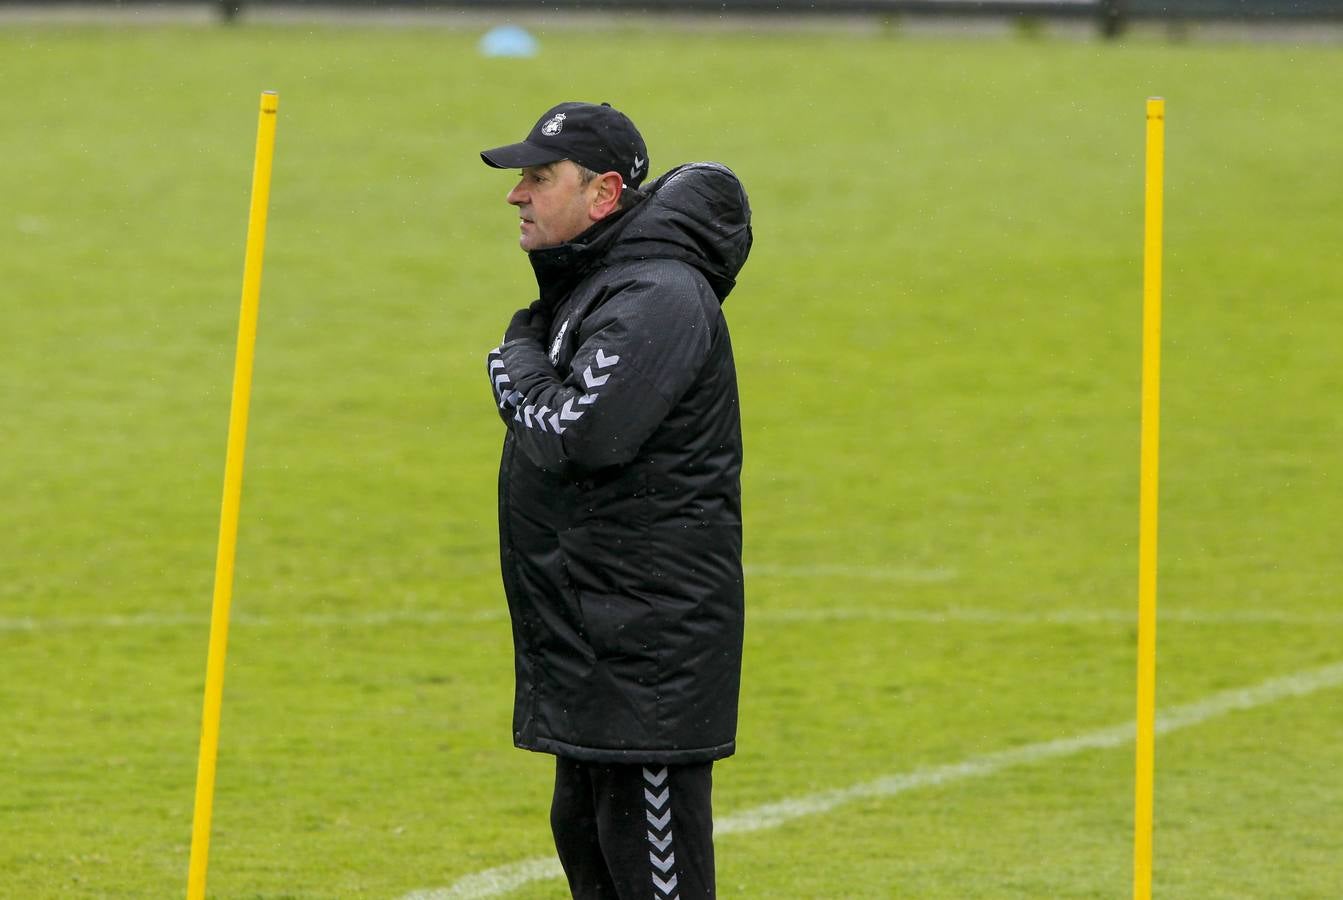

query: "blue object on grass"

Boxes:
[479, 26, 539, 58]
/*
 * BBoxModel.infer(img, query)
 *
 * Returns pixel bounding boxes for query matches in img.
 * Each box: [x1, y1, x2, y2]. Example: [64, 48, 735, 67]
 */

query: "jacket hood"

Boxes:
[610, 162, 753, 302]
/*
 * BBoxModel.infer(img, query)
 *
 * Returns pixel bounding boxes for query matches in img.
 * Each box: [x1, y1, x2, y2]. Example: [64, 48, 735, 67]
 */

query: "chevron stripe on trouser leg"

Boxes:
[642, 766, 678, 899]
[550, 757, 716, 900]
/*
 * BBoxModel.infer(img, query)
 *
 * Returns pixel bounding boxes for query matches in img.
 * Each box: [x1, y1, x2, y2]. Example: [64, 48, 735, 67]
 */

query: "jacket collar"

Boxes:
[526, 201, 642, 309]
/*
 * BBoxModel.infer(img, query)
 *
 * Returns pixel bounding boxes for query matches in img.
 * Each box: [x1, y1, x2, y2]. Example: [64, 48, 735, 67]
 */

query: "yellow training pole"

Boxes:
[187, 90, 279, 900]
[1133, 95, 1164, 900]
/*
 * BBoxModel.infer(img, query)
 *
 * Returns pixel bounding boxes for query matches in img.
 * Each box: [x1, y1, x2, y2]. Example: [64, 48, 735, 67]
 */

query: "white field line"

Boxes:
[401, 858, 565, 900]
[763, 606, 1343, 626]
[402, 660, 1343, 900]
[4, 605, 1343, 634]
[745, 563, 960, 583]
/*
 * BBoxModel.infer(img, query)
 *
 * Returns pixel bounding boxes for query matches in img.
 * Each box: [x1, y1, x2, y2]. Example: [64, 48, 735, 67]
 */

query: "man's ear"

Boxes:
[588, 172, 625, 221]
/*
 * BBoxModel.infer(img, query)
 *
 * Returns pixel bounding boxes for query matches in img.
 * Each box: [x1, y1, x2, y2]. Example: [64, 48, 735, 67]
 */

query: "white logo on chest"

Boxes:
[548, 319, 569, 365]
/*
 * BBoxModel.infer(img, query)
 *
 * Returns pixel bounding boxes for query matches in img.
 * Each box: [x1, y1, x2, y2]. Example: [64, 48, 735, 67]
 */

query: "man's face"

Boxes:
[506, 161, 598, 252]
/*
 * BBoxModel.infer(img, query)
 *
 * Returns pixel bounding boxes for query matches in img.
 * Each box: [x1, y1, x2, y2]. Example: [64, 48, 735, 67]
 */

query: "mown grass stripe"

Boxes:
[5, 606, 1343, 634]
[402, 661, 1343, 899]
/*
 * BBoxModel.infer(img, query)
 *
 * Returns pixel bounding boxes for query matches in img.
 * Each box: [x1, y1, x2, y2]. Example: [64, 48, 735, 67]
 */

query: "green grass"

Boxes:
[3, 19, 1342, 899]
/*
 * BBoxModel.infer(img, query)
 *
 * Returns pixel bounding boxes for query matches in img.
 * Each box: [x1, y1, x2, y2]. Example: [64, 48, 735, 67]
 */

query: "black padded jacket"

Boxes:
[485, 162, 752, 763]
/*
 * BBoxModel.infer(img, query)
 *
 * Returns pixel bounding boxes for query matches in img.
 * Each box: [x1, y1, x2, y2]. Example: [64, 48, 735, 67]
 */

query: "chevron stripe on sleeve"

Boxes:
[508, 347, 618, 434]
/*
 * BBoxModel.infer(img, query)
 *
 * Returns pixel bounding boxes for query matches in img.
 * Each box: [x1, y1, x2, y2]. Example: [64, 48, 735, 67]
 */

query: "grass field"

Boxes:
[3, 18, 1342, 899]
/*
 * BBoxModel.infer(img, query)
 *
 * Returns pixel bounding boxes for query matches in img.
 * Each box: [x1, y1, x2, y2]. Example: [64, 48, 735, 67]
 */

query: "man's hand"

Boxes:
[504, 299, 550, 345]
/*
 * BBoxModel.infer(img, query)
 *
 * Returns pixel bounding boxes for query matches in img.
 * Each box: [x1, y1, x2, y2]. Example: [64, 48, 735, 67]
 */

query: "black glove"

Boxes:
[504, 299, 550, 345]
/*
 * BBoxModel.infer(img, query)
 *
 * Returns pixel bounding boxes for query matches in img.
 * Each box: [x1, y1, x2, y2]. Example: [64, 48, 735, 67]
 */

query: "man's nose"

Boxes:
[507, 182, 526, 206]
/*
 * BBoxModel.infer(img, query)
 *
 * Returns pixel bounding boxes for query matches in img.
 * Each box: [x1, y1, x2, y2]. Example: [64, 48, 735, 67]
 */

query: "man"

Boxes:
[480, 101, 752, 899]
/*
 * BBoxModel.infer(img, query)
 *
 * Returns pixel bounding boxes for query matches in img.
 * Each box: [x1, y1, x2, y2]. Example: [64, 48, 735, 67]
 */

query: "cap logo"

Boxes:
[631, 155, 645, 179]
[540, 113, 566, 136]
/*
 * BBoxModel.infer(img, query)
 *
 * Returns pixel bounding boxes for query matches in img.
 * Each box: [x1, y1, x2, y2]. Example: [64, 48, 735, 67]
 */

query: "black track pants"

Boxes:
[550, 757, 716, 900]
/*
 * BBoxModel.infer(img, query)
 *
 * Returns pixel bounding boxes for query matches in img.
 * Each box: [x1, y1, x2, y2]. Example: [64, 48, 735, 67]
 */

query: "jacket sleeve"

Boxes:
[489, 264, 716, 474]
[486, 346, 520, 427]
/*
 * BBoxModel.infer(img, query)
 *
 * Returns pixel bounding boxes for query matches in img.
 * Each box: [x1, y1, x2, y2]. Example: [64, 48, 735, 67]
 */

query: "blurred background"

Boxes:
[4, 0, 1343, 38]
[3, 2, 1341, 898]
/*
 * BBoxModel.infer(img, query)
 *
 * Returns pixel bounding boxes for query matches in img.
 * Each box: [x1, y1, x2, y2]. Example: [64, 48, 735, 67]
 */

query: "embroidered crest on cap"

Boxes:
[540, 113, 566, 136]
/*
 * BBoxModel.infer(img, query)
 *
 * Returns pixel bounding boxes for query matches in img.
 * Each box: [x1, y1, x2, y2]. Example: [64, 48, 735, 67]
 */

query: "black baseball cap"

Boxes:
[481, 101, 649, 188]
